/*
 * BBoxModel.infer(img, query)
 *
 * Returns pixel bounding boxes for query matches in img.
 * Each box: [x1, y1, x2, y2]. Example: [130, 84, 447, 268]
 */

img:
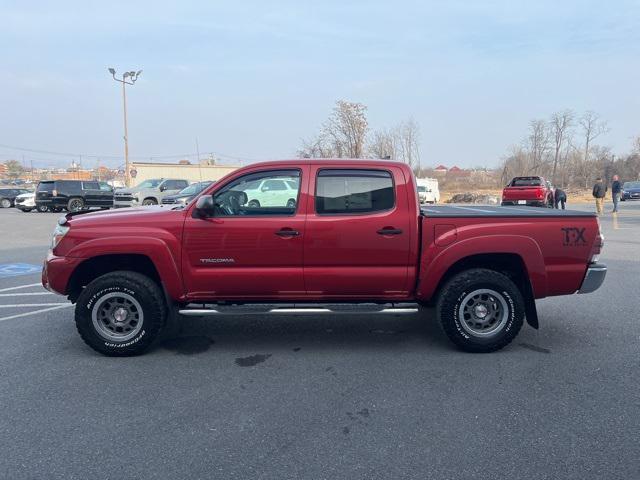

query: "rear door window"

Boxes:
[315, 169, 394, 215]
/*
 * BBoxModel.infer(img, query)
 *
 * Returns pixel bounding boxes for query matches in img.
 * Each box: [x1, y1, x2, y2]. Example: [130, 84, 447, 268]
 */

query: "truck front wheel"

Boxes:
[75, 271, 166, 356]
[436, 268, 525, 353]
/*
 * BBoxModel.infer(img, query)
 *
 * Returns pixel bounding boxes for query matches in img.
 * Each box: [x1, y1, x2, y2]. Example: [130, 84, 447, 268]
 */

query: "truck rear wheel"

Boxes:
[75, 271, 166, 356]
[436, 268, 524, 353]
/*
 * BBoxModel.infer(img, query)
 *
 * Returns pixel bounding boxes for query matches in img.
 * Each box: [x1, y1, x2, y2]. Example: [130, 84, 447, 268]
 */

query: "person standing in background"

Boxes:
[611, 175, 622, 213]
[554, 187, 567, 209]
[592, 178, 606, 215]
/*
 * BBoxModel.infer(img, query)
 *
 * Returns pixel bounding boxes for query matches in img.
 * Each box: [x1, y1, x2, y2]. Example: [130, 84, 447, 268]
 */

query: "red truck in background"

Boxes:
[42, 160, 606, 356]
[501, 176, 555, 207]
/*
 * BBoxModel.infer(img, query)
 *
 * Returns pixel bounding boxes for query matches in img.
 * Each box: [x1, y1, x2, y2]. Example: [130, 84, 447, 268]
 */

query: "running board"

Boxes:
[178, 303, 419, 317]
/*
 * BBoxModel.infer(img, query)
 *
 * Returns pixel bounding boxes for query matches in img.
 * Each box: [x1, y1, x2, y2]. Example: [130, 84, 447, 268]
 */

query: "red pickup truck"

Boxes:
[501, 176, 554, 207]
[43, 160, 606, 356]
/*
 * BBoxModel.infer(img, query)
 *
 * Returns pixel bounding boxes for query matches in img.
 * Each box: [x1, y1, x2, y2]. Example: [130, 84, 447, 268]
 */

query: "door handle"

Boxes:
[275, 229, 300, 237]
[377, 228, 403, 235]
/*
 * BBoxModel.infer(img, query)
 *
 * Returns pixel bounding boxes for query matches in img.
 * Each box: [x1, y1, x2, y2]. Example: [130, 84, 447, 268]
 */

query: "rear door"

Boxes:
[81, 181, 100, 207]
[303, 166, 412, 299]
[36, 182, 55, 205]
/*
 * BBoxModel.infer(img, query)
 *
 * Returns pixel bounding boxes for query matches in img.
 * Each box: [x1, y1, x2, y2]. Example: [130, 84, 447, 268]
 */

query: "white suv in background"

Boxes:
[243, 178, 299, 208]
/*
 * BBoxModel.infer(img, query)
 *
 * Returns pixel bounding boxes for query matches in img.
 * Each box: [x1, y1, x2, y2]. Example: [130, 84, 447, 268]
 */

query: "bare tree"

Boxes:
[549, 110, 574, 184]
[397, 118, 421, 169]
[299, 100, 369, 158]
[368, 128, 399, 159]
[578, 111, 609, 186]
[526, 119, 552, 173]
[324, 100, 369, 158]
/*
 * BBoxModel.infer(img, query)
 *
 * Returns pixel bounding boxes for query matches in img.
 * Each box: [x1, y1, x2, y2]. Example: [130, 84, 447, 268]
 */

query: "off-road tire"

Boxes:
[67, 197, 84, 212]
[436, 268, 525, 353]
[75, 271, 166, 356]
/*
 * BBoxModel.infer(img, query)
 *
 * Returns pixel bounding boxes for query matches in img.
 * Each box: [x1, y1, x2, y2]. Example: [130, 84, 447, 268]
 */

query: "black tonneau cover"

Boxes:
[420, 205, 596, 218]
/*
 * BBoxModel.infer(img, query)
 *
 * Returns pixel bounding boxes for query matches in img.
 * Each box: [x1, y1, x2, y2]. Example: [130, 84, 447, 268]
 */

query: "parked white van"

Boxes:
[416, 178, 440, 204]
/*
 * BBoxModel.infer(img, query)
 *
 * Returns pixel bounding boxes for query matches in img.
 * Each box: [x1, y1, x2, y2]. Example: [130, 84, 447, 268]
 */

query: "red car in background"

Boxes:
[501, 176, 554, 207]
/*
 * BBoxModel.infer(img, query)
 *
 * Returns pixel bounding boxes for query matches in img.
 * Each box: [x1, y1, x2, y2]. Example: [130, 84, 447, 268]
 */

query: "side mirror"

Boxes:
[193, 195, 215, 218]
[261, 185, 269, 192]
[160, 185, 167, 192]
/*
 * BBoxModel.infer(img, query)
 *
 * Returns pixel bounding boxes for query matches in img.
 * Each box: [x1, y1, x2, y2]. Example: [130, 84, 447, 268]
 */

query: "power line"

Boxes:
[0, 142, 259, 163]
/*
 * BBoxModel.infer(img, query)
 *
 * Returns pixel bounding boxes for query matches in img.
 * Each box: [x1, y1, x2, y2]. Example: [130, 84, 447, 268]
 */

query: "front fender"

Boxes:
[66, 236, 184, 301]
[416, 234, 547, 301]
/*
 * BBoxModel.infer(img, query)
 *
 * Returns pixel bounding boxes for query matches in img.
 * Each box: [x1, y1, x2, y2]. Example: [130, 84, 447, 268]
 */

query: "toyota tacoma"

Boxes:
[42, 160, 606, 356]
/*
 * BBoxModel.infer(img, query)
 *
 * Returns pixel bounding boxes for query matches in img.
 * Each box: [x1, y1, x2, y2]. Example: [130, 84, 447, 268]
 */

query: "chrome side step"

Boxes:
[178, 303, 419, 317]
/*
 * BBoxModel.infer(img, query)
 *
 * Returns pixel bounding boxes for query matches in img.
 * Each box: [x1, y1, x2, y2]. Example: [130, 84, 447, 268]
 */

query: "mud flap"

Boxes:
[522, 279, 539, 329]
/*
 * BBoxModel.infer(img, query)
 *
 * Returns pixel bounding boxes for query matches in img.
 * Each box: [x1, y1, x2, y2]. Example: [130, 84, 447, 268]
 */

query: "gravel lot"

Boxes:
[0, 202, 638, 480]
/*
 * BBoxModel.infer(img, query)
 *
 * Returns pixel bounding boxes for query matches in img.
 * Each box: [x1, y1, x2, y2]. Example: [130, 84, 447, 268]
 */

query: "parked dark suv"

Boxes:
[0, 188, 31, 208]
[36, 180, 114, 212]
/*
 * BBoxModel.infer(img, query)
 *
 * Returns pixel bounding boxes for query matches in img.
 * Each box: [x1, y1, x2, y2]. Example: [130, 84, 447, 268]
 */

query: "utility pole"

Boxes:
[195, 137, 202, 181]
[108, 68, 142, 187]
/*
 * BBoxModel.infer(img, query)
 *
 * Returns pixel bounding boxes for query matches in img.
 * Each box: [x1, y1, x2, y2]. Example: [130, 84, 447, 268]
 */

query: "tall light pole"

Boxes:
[108, 68, 142, 187]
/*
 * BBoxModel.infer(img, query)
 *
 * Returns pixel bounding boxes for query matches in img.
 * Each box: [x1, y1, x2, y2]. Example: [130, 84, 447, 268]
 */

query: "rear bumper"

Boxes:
[578, 262, 607, 294]
[501, 200, 547, 207]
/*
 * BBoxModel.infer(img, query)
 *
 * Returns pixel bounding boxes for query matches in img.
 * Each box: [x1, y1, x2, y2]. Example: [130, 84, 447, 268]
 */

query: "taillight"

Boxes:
[52, 189, 58, 197]
[537, 189, 544, 199]
[590, 218, 604, 262]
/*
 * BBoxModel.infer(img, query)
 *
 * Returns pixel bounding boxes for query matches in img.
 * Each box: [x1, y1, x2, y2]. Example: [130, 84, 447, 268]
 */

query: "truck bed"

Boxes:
[420, 205, 596, 217]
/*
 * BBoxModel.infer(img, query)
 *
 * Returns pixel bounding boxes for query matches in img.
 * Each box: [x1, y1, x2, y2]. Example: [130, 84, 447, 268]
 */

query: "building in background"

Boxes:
[127, 161, 239, 184]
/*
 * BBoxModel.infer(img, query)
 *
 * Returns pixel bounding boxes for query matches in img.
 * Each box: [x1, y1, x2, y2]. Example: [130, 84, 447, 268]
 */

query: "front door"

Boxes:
[303, 166, 412, 299]
[182, 167, 307, 300]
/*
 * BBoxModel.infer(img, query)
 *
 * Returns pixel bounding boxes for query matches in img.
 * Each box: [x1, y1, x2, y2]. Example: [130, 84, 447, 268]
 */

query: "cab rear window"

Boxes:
[315, 169, 394, 215]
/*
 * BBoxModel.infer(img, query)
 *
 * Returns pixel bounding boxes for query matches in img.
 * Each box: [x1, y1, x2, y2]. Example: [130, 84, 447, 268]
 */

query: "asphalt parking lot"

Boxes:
[0, 203, 638, 480]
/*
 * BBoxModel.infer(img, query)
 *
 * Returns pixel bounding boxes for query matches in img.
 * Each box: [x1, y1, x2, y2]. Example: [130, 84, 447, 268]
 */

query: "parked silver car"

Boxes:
[114, 178, 189, 208]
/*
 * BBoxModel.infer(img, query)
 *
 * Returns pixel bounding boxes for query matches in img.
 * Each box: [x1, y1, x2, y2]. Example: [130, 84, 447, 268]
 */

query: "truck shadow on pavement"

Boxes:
[158, 308, 452, 356]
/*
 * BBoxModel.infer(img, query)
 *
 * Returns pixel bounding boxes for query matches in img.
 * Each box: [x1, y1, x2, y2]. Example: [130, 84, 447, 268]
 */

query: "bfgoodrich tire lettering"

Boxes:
[75, 271, 166, 356]
[436, 268, 525, 353]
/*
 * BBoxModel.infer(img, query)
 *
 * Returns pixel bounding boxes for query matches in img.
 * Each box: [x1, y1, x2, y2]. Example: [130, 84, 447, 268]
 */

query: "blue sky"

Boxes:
[1, 0, 639, 169]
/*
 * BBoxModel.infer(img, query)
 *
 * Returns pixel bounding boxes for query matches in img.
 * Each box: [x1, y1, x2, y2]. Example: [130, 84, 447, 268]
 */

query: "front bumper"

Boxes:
[42, 251, 83, 296]
[113, 200, 139, 208]
[578, 262, 607, 294]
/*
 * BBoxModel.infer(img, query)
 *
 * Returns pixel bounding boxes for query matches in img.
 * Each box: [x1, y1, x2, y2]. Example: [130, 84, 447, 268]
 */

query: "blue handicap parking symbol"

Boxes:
[0, 263, 42, 278]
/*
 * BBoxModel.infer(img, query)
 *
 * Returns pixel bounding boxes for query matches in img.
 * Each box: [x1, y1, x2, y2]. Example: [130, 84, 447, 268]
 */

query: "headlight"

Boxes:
[51, 224, 70, 249]
[178, 197, 188, 204]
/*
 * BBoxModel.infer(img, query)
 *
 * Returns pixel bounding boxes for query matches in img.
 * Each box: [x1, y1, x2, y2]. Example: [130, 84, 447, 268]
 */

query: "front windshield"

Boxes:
[135, 179, 162, 189]
[417, 186, 426, 192]
[623, 181, 640, 189]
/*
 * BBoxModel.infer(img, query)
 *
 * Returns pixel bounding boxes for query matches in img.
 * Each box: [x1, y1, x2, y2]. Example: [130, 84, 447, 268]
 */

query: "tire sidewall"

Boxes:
[68, 198, 84, 212]
[76, 274, 164, 355]
[438, 271, 524, 352]
[450, 284, 517, 345]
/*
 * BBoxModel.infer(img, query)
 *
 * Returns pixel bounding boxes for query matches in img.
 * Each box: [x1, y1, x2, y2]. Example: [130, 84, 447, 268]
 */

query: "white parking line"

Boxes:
[0, 303, 69, 308]
[0, 283, 42, 293]
[0, 292, 55, 297]
[0, 304, 73, 323]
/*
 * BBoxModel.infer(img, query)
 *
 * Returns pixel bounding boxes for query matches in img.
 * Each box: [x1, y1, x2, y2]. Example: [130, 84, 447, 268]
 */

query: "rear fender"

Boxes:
[417, 234, 548, 301]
